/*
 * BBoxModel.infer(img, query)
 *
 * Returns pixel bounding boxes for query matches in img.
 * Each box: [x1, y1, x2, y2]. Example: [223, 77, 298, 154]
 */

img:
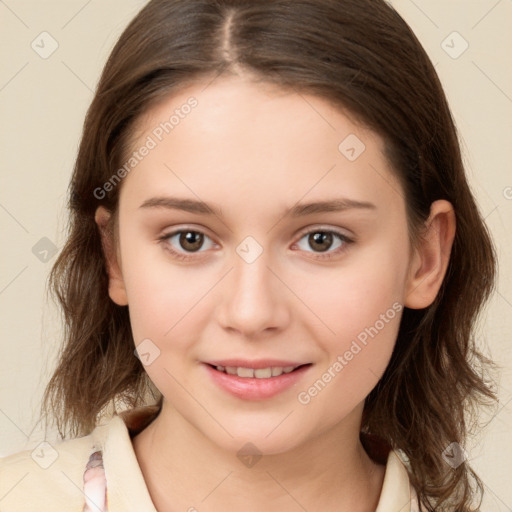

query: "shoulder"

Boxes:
[0, 421, 112, 511]
[0, 407, 159, 512]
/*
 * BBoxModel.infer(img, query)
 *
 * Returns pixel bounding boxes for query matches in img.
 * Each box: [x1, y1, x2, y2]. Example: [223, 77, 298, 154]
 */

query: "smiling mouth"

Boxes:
[206, 363, 312, 379]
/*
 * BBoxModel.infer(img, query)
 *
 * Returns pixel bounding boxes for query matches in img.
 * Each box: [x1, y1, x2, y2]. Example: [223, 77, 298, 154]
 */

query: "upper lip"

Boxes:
[204, 359, 311, 369]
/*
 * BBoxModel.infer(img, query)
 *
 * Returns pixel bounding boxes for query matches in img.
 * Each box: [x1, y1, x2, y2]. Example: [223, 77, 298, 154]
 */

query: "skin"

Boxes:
[96, 74, 455, 511]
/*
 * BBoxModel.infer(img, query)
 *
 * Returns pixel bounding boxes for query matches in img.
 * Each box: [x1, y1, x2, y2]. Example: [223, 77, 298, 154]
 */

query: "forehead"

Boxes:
[120, 75, 404, 218]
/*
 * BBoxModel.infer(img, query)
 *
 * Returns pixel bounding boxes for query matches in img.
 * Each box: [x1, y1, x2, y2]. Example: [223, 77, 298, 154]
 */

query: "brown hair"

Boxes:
[43, 0, 498, 509]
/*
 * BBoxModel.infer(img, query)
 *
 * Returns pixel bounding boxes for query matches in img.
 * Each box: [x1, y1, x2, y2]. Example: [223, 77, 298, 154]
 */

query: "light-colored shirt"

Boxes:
[0, 407, 419, 511]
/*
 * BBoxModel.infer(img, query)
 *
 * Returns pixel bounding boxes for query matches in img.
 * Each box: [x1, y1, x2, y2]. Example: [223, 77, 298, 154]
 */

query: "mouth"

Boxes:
[206, 363, 312, 379]
[202, 361, 313, 400]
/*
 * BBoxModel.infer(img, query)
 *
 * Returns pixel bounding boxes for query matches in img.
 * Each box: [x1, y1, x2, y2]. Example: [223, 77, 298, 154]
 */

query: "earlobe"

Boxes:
[94, 206, 128, 306]
[405, 200, 456, 309]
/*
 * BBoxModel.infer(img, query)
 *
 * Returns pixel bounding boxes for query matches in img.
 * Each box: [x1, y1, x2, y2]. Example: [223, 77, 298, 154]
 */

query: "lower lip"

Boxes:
[203, 364, 312, 400]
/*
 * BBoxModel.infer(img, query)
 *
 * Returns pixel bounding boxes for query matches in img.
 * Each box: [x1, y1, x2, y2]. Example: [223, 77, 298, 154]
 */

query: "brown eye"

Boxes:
[179, 231, 204, 252]
[161, 229, 215, 256]
[294, 229, 352, 259]
[308, 232, 334, 252]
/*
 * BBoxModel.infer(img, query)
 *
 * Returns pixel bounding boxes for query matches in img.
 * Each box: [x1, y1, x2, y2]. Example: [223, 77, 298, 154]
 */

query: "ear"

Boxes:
[95, 206, 128, 306]
[404, 199, 456, 309]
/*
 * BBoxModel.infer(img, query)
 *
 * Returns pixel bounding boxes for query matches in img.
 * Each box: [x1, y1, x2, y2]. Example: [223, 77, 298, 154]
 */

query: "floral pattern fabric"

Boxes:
[83, 450, 108, 512]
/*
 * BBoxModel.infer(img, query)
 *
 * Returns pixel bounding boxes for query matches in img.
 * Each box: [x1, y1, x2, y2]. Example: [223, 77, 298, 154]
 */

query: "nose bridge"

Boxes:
[233, 249, 273, 300]
[218, 236, 289, 334]
[233, 237, 277, 304]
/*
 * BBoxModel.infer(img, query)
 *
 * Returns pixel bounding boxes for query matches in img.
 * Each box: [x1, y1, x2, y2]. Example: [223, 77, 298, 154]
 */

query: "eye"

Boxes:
[293, 228, 353, 259]
[159, 226, 353, 262]
[160, 229, 216, 259]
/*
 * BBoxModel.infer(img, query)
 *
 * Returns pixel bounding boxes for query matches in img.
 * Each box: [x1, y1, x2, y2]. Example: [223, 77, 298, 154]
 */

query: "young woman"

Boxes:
[0, 0, 497, 510]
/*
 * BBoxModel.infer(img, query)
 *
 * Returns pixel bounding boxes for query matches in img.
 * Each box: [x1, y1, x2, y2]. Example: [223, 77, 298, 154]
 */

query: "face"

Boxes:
[100, 75, 420, 455]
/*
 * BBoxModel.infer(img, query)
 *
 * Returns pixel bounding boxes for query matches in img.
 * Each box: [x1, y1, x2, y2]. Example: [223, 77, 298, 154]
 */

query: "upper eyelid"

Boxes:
[296, 225, 353, 239]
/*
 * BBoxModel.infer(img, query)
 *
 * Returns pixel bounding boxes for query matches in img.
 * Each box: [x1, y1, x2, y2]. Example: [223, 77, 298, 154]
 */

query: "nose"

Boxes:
[216, 247, 291, 338]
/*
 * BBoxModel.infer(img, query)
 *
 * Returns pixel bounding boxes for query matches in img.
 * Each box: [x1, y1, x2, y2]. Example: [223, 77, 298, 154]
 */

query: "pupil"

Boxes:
[309, 232, 332, 252]
[180, 231, 203, 252]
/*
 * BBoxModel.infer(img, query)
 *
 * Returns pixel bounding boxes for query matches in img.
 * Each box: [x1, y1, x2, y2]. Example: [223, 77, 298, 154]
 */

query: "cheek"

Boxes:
[119, 239, 214, 347]
[295, 271, 404, 421]
[300, 242, 407, 341]
[294, 238, 408, 397]
[121, 252, 212, 396]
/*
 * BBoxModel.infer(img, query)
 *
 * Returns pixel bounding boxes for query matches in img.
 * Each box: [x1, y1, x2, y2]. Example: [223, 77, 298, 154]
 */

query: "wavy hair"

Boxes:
[42, 0, 498, 509]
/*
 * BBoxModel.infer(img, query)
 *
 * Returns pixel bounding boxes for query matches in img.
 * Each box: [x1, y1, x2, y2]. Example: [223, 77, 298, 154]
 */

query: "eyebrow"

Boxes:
[139, 196, 377, 217]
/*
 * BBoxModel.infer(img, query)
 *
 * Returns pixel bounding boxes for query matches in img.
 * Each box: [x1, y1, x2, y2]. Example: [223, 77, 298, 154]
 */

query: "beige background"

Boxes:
[1, 0, 511, 509]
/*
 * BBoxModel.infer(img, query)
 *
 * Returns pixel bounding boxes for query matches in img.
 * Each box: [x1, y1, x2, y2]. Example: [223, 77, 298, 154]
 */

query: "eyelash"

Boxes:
[158, 227, 354, 262]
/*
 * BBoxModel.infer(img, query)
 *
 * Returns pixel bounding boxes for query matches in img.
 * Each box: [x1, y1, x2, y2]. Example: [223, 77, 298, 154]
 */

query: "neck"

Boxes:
[132, 402, 385, 512]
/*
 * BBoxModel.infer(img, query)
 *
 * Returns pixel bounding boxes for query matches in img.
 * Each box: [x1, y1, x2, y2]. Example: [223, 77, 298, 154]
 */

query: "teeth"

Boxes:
[237, 367, 255, 378]
[271, 367, 282, 377]
[215, 365, 300, 378]
[254, 368, 272, 378]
